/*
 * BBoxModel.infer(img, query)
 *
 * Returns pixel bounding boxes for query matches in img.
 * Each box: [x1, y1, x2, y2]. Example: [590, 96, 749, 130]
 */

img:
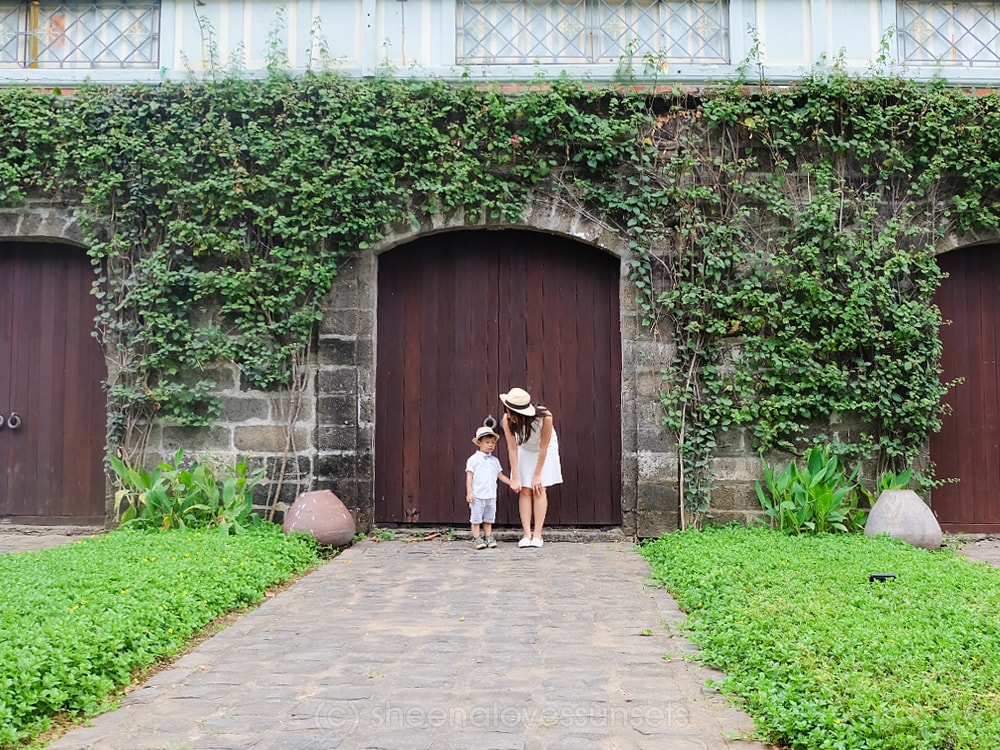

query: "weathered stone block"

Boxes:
[637, 483, 679, 513]
[709, 456, 762, 483]
[317, 368, 358, 395]
[233, 425, 311, 453]
[317, 425, 358, 451]
[714, 426, 747, 453]
[708, 485, 743, 512]
[159, 426, 233, 454]
[322, 309, 362, 337]
[316, 451, 359, 479]
[636, 426, 673, 452]
[317, 337, 357, 366]
[865, 489, 943, 550]
[358, 394, 375, 424]
[318, 395, 357, 426]
[324, 274, 361, 314]
[264, 454, 312, 478]
[268, 392, 315, 423]
[0, 211, 21, 238]
[636, 508, 679, 539]
[218, 395, 270, 423]
[637, 451, 677, 481]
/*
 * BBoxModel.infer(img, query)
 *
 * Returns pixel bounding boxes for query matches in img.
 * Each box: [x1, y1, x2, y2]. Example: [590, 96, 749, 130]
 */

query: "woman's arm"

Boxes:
[501, 413, 521, 493]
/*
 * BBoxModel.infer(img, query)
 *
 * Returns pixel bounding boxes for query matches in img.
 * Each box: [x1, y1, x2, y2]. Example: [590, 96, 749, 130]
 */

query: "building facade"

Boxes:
[4, 1, 1000, 535]
[4, 1, 1000, 86]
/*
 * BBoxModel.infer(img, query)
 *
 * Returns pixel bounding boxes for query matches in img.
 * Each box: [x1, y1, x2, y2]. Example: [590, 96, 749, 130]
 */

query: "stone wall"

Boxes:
[7, 200, 926, 537]
[135, 252, 381, 531]
[314, 253, 377, 529]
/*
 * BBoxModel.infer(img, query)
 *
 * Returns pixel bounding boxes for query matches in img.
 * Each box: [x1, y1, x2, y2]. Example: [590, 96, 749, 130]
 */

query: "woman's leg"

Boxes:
[532, 487, 548, 540]
[518, 488, 534, 540]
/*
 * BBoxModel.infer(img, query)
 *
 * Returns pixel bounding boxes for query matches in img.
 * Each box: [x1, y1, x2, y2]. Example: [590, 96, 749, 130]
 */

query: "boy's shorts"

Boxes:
[470, 497, 497, 524]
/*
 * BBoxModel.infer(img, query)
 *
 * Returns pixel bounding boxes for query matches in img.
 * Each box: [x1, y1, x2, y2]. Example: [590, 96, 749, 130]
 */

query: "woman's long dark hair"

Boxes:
[505, 405, 549, 445]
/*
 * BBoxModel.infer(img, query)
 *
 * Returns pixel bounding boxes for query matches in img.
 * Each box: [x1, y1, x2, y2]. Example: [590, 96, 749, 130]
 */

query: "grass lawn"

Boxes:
[0, 524, 321, 748]
[642, 526, 1000, 750]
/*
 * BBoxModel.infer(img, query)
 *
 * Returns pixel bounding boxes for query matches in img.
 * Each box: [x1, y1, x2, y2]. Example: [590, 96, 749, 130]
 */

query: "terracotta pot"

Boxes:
[282, 490, 357, 547]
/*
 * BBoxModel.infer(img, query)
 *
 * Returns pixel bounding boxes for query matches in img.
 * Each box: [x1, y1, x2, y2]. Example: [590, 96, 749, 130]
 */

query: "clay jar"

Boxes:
[864, 489, 943, 550]
[282, 490, 357, 548]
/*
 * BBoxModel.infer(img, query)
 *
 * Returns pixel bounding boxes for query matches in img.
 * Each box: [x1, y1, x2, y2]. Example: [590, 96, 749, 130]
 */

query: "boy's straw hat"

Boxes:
[473, 426, 499, 443]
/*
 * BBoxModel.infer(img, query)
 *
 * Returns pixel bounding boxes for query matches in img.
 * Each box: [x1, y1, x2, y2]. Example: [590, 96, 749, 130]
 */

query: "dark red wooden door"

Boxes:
[375, 230, 621, 526]
[931, 245, 1000, 532]
[0, 243, 106, 524]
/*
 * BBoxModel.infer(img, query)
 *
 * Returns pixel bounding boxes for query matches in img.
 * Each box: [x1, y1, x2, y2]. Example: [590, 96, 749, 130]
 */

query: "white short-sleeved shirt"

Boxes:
[466, 451, 503, 500]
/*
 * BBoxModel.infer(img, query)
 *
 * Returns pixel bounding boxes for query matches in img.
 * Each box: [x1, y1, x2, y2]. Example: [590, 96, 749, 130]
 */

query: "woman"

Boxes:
[499, 387, 563, 548]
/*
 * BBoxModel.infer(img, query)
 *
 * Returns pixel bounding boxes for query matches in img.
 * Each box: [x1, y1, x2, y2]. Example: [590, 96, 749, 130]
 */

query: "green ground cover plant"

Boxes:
[642, 526, 1000, 749]
[0, 525, 320, 747]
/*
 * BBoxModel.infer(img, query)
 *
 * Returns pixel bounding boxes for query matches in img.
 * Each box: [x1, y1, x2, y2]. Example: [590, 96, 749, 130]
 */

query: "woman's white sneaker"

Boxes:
[530, 537, 544, 548]
[517, 537, 532, 548]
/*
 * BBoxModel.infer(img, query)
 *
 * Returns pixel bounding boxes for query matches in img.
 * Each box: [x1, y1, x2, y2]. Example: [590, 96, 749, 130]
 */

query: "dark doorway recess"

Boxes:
[375, 230, 622, 527]
[1, 243, 106, 524]
[931, 245, 1000, 532]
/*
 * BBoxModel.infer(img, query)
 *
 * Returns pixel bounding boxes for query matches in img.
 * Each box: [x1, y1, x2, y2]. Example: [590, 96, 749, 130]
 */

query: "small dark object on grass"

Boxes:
[869, 573, 897, 583]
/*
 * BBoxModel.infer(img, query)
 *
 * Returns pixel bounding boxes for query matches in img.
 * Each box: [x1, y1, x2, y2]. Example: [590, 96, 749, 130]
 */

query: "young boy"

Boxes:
[466, 425, 511, 550]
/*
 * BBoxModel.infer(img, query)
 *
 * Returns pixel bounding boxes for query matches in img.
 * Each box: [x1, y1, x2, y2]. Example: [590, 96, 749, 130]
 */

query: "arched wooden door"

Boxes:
[375, 230, 621, 527]
[0, 243, 106, 524]
[931, 245, 1000, 532]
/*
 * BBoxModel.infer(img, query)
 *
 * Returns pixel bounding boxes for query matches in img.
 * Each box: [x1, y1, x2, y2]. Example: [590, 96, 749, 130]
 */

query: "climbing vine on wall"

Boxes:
[1, 64, 997, 514]
[637, 71, 1000, 519]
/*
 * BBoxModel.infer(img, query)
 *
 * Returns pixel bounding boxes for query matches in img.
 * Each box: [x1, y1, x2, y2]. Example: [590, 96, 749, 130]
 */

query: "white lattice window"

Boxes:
[0, 0, 159, 68]
[899, 1, 1000, 66]
[457, 0, 729, 65]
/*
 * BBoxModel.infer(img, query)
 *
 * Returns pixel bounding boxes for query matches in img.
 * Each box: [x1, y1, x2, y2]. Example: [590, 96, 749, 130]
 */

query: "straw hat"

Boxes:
[499, 388, 536, 417]
[473, 425, 499, 443]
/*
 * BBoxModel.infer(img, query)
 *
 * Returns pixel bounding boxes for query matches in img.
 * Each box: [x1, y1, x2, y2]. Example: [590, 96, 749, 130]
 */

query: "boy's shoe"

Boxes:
[517, 537, 532, 548]
[485, 535, 497, 548]
[474, 536, 487, 550]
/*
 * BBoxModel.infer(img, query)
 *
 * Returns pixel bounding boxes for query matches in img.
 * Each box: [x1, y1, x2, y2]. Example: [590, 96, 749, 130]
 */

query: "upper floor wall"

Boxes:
[3, 0, 1000, 86]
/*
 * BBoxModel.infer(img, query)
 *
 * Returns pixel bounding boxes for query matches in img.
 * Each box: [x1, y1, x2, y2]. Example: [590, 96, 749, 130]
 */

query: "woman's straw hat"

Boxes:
[499, 388, 536, 417]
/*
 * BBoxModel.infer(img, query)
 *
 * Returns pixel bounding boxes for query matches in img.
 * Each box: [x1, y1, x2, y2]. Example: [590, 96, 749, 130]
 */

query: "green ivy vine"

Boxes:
[637, 70, 1000, 520]
[1, 63, 998, 520]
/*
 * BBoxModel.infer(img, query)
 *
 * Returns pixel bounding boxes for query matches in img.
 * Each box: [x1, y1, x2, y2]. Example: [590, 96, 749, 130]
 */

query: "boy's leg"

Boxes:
[484, 500, 497, 547]
[470, 498, 487, 549]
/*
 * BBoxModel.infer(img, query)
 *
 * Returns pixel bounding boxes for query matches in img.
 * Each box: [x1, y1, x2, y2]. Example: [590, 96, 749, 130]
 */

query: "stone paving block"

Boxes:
[189, 735, 265, 749]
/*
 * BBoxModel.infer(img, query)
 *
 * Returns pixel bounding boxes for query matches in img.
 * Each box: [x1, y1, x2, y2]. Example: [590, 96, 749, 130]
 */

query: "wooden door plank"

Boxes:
[375, 251, 409, 523]
[977, 255, 1000, 521]
[0, 248, 14, 512]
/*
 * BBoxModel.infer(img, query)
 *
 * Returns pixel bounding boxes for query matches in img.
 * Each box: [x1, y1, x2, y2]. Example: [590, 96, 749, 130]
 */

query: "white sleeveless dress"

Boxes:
[516, 415, 563, 487]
